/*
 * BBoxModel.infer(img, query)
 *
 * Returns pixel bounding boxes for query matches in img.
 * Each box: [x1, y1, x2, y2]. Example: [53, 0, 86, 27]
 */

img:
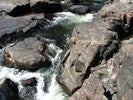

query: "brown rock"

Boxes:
[57, 19, 119, 94]
[116, 40, 133, 100]
[69, 75, 107, 100]
[4, 37, 51, 69]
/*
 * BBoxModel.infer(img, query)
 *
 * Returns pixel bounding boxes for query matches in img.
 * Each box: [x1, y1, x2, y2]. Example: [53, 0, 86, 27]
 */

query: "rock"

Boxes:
[69, 75, 107, 100]
[0, 78, 19, 100]
[20, 86, 37, 100]
[98, 0, 133, 38]
[120, 0, 133, 4]
[116, 40, 133, 100]
[0, 0, 29, 13]
[0, 13, 45, 45]
[57, 19, 119, 94]
[0, 0, 63, 16]
[4, 37, 51, 69]
[21, 77, 37, 87]
[43, 75, 51, 93]
[69, 5, 91, 14]
[31, 1, 63, 13]
[57, 0, 133, 99]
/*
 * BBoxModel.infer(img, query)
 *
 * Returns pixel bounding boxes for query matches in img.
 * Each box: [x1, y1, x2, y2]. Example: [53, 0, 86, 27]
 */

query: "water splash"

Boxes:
[0, 43, 65, 100]
[46, 12, 93, 27]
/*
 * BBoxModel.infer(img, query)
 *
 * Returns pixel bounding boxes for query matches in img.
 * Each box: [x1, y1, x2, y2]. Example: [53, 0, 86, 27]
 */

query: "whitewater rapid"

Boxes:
[0, 12, 93, 100]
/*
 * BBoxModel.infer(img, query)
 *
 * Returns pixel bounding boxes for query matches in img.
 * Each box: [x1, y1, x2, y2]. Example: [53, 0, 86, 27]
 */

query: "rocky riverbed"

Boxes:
[0, 0, 133, 100]
[57, 0, 133, 100]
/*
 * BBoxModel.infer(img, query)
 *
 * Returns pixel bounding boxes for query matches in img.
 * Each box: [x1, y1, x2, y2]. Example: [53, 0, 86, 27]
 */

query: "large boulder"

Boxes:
[56, 0, 133, 100]
[0, 78, 19, 100]
[4, 37, 51, 69]
[57, 18, 119, 94]
[0, 14, 44, 38]
[69, 5, 91, 14]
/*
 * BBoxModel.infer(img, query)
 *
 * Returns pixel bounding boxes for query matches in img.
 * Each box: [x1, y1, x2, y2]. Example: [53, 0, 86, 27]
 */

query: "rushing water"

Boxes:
[0, 12, 93, 100]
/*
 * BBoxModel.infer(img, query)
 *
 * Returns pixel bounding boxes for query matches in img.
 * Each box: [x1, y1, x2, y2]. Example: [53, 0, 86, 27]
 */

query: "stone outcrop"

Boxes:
[57, 18, 119, 94]
[57, 0, 133, 100]
[116, 40, 133, 100]
[0, 78, 19, 100]
[4, 37, 51, 69]
[69, 75, 107, 100]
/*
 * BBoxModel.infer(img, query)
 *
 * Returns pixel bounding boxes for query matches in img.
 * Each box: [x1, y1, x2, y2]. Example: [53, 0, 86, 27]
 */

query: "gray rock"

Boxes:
[0, 14, 45, 39]
[21, 77, 37, 87]
[0, 78, 19, 100]
[4, 37, 51, 69]
[0, 0, 29, 13]
[69, 5, 91, 14]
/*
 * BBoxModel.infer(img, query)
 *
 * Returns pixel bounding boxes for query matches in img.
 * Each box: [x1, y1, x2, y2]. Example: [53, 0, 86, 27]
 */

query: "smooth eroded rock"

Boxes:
[4, 37, 51, 69]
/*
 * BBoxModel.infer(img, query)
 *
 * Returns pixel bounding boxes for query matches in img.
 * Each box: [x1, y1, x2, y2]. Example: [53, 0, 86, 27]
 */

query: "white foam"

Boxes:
[47, 12, 93, 27]
[0, 43, 65, 100]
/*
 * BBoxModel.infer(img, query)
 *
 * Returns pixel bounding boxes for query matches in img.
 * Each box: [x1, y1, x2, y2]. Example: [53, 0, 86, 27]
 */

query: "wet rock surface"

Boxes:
[21, 77, 37, 87]
[0, 78, 19, 100]
[4, 37, 51, 69]
[69, 5, 91, 14]
[20, 86, 37, 100]
[57, 0, 133, 100]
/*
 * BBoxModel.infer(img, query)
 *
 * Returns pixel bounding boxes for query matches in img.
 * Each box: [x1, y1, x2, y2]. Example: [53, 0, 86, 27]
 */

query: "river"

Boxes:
[0, 12, 93, 100]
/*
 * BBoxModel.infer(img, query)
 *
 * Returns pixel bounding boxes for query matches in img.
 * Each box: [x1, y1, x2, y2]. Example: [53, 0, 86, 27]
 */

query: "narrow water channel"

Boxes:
[0, 12, 93, 100]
